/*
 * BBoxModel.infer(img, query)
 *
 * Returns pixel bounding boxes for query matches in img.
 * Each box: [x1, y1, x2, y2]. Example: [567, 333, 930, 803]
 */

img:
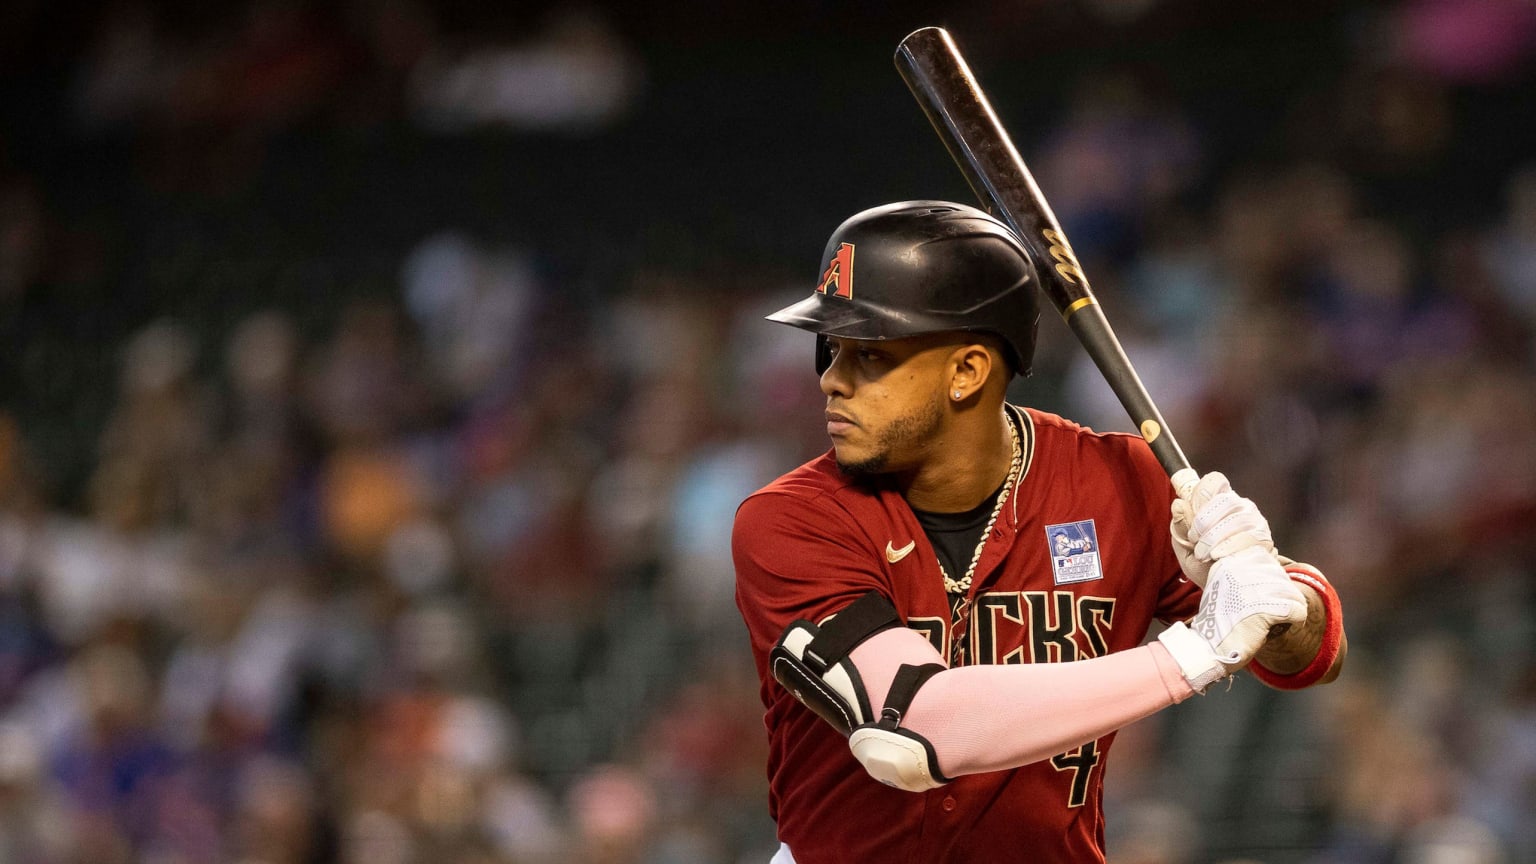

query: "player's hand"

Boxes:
[1169, 471, 1275, 588]
[1157, 546, 1308, 691]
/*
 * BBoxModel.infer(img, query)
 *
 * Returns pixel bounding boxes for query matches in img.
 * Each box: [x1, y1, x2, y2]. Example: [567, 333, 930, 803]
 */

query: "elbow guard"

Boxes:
[769, 593, 950, 792]
[770, 591, 898, 734]
[849, 661, 948, 791]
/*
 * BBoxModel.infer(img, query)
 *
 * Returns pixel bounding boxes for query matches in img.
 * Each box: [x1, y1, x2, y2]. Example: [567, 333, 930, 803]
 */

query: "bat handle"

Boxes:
[1169, 469, 1291, 636]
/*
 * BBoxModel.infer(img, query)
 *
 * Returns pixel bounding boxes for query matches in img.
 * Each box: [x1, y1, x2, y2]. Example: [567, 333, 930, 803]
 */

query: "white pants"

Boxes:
[770, 843, 797, 864]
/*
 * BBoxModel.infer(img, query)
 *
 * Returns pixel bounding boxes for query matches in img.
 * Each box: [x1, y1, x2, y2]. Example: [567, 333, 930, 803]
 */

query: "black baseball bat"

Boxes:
[895, 26, 1198, 498]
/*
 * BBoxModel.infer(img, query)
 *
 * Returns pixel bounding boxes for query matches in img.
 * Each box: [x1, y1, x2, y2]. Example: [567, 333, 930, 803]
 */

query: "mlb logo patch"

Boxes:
[1046, 520, 1103, 585]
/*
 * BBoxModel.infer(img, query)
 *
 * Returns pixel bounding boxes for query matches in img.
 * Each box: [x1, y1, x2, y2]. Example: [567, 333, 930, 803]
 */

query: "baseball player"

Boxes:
[732, 201, 1347, 863]
[1052, 529, 1092, 558]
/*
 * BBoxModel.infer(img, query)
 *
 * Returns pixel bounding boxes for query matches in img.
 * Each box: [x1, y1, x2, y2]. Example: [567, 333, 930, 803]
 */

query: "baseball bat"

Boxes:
[895, 26, 1198, 499]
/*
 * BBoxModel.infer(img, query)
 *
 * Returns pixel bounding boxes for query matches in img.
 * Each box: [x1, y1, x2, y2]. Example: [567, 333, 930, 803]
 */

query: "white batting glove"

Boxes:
[1169, 471, 1275, 588]
[1156, 546, 1308, 692]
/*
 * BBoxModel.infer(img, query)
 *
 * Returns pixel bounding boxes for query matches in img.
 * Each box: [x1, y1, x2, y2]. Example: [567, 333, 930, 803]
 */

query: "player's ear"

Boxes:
[946, 341, 995, 400]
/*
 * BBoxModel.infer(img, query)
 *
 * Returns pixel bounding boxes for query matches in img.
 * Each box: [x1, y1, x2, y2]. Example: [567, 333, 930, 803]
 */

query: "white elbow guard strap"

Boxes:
[769, 591, 902, 735]
[848, 661, 950, 792]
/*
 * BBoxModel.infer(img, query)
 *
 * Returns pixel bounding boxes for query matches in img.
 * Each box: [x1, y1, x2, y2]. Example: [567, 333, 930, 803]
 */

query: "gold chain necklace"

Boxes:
[939, 411, 1022, 596]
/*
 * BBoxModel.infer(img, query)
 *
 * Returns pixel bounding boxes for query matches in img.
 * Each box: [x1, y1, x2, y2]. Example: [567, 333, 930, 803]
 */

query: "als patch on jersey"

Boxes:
[1046, 520, 1103, 585]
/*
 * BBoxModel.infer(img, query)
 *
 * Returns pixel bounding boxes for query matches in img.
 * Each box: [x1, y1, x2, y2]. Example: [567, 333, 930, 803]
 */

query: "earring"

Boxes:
[953, 390, 963, 400]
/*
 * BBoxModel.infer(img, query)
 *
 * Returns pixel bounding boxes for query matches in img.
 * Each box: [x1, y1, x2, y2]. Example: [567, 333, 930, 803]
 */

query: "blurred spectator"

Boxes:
[0, 178, 46, 303]
[566, 764, 656, 864]
[410, 4, 640, 133]
[1035, 71, 1205, 267]
[1484, 165, 1536, 328]
[1391, 0, 1536, 86]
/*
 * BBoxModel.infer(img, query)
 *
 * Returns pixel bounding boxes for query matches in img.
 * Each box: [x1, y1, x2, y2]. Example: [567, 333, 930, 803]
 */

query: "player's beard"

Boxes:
[836, 395, 945, 478]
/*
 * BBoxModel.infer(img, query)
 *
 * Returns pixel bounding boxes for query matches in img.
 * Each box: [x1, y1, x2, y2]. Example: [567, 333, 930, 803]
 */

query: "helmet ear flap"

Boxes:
[815, 334, 833, 375]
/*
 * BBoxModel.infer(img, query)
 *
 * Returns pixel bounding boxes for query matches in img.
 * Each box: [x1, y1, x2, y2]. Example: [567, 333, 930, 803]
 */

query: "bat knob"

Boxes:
[1170, 467, 1199, 501]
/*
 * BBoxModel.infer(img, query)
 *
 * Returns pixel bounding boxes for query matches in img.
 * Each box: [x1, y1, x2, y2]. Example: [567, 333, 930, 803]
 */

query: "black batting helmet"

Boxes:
[767, 200, 1040, 376]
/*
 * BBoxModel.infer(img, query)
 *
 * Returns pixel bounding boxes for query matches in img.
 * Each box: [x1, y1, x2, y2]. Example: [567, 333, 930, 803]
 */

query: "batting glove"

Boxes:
[1157, 546, 1308, 692]
[1169, 471, 1275, 588]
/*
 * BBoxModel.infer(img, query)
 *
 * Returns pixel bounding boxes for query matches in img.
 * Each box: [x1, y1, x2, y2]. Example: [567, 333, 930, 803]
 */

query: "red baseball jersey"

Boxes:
[733, 406, 1200, 864]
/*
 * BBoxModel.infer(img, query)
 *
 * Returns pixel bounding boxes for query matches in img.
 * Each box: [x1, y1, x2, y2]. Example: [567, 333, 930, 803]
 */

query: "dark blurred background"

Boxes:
[1, 1, 1534, 862]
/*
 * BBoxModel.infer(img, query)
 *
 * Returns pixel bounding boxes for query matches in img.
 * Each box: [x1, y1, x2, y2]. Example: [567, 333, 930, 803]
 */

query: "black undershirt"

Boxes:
[912, 479, 1007, 593]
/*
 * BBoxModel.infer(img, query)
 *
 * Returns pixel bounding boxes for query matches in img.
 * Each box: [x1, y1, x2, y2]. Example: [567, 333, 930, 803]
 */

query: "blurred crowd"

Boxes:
[2, 1, 1536, 863]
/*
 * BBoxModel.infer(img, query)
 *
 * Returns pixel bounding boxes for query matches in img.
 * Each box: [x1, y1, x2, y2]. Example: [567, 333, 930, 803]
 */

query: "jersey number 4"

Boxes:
[1050, 740, 1101, 808]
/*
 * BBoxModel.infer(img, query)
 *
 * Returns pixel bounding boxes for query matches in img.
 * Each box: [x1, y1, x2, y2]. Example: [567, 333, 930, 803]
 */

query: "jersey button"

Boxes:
[942, 796, 957, 812]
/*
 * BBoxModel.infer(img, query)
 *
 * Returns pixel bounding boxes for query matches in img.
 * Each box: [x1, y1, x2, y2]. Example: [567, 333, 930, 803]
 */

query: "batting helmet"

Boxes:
[767, 200, 1041, 376]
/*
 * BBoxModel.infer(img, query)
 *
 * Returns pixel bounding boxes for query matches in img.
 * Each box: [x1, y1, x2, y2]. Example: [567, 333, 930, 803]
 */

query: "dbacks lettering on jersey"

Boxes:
[908, 590, 1118, 666]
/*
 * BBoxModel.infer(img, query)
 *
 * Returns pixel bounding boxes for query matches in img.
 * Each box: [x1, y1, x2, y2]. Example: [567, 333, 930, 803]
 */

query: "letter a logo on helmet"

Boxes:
[817, 242, 855, 299]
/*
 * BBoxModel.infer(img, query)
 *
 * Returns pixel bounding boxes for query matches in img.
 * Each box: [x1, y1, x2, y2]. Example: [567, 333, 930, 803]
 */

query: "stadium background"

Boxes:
[1, 1, 1534, 861]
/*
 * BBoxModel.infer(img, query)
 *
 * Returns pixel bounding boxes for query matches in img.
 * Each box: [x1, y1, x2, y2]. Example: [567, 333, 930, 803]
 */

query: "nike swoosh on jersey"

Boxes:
[885, 540, 916, 563]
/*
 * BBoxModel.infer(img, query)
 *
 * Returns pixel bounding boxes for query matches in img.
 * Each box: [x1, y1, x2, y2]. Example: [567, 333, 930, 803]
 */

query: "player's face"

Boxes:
[819, 334, 957, 476]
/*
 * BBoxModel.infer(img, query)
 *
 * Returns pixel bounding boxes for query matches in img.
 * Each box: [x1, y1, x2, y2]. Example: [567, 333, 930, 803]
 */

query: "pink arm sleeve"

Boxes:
[850, 627, 1195, 778]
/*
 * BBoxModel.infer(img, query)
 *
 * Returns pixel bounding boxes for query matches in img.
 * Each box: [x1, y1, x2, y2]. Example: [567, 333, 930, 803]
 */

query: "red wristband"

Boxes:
[1249, 562, 1343, 690]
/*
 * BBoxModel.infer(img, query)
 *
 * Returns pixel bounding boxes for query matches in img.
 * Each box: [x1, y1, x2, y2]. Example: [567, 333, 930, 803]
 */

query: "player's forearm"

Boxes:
[915, 646, 1193, 777]
[850, 628, 1194, 779]
[1252, 583, 1346, 682]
